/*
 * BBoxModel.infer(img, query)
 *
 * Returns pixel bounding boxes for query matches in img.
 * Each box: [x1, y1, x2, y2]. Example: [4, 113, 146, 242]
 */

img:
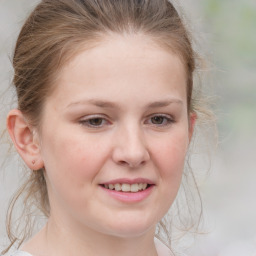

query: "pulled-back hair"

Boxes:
[3, 0, 210, 253]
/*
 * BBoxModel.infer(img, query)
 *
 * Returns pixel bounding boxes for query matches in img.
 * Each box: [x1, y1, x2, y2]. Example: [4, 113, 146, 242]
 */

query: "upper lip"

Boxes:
[100, 178, 155, 185]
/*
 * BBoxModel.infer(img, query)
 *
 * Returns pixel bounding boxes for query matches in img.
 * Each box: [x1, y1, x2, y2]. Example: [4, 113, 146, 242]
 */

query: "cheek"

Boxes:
[40, 129, 112, 213]
[151, 129, 189, 193]
[40, 128, 110, 186]
[148, 131, 189, 220]
[154, 133, 188, 173]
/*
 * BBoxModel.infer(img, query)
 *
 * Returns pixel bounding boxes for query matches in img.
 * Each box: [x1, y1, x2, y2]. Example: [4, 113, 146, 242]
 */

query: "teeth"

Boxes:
[114, 184, 121, 191]
[131, 184, 139, 192]
[109, 184, 114, 190]
[103, 183, 149, 192]
[122, 184, 130, 192]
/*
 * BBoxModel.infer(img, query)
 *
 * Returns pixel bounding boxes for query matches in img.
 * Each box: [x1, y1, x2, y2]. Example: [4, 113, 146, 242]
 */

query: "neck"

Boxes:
[22, 217, 159, 256]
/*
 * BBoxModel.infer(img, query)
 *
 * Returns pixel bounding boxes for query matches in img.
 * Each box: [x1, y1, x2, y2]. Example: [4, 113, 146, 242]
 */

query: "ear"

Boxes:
[7, 109, 44, 170]
[188, 112, 197, 142]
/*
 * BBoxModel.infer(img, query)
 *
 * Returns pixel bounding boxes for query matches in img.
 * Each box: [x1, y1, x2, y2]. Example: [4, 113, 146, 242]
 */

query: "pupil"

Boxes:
[152, 116, 163, 124]
[90, 118, 102, 126]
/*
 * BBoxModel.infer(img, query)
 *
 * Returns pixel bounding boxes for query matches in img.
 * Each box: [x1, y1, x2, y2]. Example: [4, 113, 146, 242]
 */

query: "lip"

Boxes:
[101, 178, 155, 185]
[99, 178, 155, 203]
[100, 185, 154, 203]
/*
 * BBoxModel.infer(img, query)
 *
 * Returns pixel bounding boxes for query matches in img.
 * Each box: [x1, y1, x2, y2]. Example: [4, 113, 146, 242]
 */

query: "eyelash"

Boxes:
[78, 114, 174, 128]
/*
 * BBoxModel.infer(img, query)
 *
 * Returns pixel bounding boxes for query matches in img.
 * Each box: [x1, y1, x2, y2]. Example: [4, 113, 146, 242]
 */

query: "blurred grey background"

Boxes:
[1, 0, 256, 255]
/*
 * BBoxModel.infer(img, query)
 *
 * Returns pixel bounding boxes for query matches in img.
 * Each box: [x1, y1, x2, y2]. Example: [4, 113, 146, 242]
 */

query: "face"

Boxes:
[38, 34, 193, 238]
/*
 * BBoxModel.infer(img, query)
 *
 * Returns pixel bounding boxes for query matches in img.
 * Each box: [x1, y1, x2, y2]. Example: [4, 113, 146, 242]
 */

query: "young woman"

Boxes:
[2, 0, 212, 255]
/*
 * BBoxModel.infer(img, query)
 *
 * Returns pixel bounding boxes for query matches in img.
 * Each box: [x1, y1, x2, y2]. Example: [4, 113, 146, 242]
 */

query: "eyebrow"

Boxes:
[66, 98, 183, 109]
[66, 99, 117, 109]
[146, 99, 183, 108]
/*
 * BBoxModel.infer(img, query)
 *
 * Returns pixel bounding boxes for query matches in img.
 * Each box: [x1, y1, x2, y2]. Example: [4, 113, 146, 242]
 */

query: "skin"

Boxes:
[7, 34, 195, 256]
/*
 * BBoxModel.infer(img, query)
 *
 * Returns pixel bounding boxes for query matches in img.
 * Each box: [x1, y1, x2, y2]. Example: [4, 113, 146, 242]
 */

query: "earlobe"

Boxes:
[7, 109, 44, 170]
[188, 112, 197, 142]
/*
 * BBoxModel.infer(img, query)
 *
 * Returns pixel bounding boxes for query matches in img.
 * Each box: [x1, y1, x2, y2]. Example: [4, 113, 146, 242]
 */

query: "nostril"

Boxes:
[117, 159, 146, 168]
[118, 160, 128, 166]
[130, 160, 146, 168]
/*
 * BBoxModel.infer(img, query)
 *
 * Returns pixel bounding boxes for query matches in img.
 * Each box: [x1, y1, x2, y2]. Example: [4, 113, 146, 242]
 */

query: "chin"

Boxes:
[107, 226, 155, 239]
[99, 216, 157, 238]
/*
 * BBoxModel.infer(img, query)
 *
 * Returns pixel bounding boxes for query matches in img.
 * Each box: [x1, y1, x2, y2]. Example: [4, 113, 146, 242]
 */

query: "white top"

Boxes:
[11, 252, 33, 256]
[10, 249, 173, 256]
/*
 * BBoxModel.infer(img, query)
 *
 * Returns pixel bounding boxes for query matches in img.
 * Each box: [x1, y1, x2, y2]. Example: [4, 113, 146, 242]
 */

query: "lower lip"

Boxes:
[100, 185, 154, 203]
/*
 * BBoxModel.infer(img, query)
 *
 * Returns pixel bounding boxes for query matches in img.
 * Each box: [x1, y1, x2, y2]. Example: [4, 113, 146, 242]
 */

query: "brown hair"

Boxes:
[3, 0, 211, 253]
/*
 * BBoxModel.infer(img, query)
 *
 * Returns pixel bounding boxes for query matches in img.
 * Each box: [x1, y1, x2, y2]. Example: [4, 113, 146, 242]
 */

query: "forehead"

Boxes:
[50, 34, 187, 105]
[57, 33, 185, 74]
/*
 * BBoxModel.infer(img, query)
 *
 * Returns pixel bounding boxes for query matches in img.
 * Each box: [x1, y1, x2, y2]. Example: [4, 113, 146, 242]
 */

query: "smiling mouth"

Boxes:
[100, 183, 152, 193]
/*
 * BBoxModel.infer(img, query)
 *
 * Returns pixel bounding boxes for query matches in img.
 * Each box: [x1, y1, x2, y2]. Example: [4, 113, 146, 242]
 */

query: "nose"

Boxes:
[112, 125, 150, 168]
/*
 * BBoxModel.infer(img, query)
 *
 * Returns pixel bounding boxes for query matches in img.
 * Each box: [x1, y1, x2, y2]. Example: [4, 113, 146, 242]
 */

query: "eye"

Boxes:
[146, 114, 174, 126]
[79, 116, 109, 128]
[88, 118, 104, 126]
[151, 116, 165, 124]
